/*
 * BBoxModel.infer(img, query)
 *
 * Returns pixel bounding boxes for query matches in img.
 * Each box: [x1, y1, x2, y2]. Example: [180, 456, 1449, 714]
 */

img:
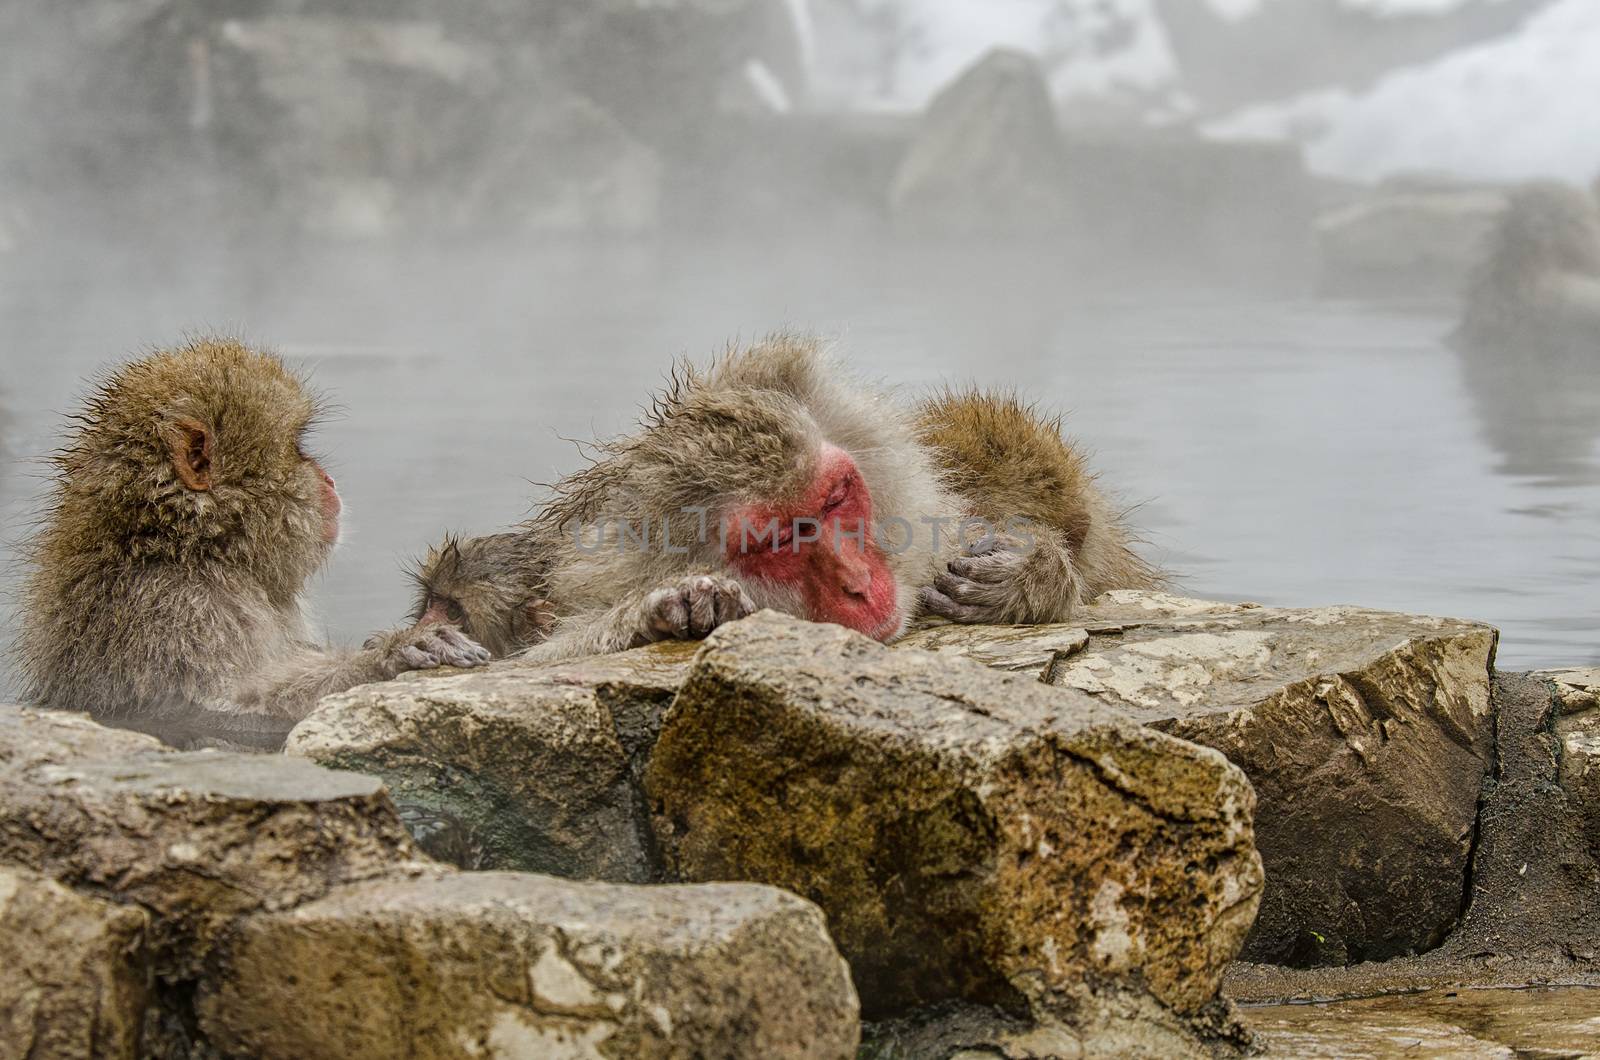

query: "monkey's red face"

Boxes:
[724, 445, 902, 640]
[312, 462, 342, 545]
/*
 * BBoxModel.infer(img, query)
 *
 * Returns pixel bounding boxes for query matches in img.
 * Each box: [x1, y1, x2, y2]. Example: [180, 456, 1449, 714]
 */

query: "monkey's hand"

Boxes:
[919, 532, 1082, 626]
[637, 574, 756, 644]
[365, 622, 492, 677]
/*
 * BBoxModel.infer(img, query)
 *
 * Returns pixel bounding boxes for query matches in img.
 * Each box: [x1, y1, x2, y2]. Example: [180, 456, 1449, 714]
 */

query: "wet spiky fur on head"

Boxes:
[526, 333, 959, 659]
[8, 337, 459, 721]
[408, 532, 552, 657]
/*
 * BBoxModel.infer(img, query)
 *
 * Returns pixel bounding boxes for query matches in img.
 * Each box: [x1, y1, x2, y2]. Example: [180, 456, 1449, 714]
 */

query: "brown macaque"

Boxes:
[493, 333, 1161, 661]
[408, 532, 554, 658]
[14, 338, 488, 722]
[915, 389, 1162, 624]
[1457, 180, 1600, 349]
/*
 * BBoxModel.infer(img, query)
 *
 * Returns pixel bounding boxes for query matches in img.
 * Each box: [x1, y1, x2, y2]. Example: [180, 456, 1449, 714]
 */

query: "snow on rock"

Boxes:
[1205, 0, 1600, 182]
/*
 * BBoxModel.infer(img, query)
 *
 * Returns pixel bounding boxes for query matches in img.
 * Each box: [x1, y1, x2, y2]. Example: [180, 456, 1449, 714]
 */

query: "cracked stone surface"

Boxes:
[0, 863, 150, 1060]
[287, 643, 696, 879]
[1, 705, 865, 1058]
[0, 705, 424, 984]
[647, 611, 1262, 1034]
[904, 592, 1498, 967]
[198, 871, 860, 1060]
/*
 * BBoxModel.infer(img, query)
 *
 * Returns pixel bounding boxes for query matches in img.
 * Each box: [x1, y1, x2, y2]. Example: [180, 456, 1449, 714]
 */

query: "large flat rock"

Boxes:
[0, 864, 149, 1060]
[902, 592, 1497, 966]
[199, 871, 859, 1060]
[288, 644, 696, 878]
[647, 611, 1262, 1031]
[0, 705, 423, 981]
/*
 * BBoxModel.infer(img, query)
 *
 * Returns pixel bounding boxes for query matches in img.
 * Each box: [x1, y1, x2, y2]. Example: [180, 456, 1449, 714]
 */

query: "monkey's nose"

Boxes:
[839, 559, 872, 597]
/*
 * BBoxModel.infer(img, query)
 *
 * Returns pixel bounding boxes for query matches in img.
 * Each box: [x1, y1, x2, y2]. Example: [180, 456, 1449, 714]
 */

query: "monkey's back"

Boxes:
[915, 389, 1161, 596]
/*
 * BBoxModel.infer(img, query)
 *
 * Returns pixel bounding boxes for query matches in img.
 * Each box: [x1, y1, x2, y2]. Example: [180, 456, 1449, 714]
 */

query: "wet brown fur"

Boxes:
[517, 333, 956, 659]
[14, 337, 483, 721]
[916, 388, 1162, 622]
[408, 532, 553, 658]
[415, 334, 1163, 658]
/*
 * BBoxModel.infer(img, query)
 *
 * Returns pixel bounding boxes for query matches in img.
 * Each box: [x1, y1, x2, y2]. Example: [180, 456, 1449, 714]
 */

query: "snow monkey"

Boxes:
[14, 338, 489, 722]
[914, 387, 1161, 625]
[417, 334, 1159, 660]
[1456, 180, 1600, 350]
[408, 532, 554, 659]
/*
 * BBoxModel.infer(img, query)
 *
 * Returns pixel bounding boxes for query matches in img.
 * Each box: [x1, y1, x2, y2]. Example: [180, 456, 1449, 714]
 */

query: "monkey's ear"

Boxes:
[165, 418, 214, 491]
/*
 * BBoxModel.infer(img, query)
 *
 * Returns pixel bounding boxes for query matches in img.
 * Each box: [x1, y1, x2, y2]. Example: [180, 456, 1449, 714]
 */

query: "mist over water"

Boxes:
[3, 0, 1599, 706]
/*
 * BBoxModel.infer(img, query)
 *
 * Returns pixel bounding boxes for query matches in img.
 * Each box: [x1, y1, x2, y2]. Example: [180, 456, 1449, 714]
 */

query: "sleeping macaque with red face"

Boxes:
[15, 338, 488, 722]
[417, 334, 1160, 661]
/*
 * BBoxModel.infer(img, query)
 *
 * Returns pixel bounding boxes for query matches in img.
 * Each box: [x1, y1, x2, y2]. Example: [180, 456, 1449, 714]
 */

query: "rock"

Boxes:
[861, 995, 1252, 1060]
[1536, 665, 1600, 715]
[1556, 700, 1600, 852]
[1455, 673, 1600, 965]
[0, 863, 150, 1060]
[1225, 672, 1600, 1004]
[647, 611, 1262, 1030]
[288, 644, 697, 878]
[1316, 187, 1505, 298]
[1523, 672, 1600, 864]
[447, 92, 661, 235]
[902, 593, 1498, 967]
[199, 871, 860, 1060]
[213, 16, 496, 239]
[1246, 985, 1600, 1059]
[555, 0, 809, 153]
[889, 48, 1069, 237]
[0, 705, 423, 981]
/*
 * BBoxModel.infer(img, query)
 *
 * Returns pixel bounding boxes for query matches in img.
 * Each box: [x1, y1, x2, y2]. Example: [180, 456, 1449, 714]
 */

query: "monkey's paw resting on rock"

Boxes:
[921, 533, 1084, 625]
[364, 623, 491, 675]
[639, 573, 757, 644]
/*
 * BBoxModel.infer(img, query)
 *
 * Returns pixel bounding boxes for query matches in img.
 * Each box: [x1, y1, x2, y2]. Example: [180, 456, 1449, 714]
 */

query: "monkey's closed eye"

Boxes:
[822, 477, 852, 513]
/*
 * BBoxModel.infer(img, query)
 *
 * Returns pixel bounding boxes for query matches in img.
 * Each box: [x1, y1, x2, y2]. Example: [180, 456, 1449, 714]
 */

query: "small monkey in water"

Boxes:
[14, 338, 488, 721]
[408, 532, 554, 658]
[414, 335, 1158, 659]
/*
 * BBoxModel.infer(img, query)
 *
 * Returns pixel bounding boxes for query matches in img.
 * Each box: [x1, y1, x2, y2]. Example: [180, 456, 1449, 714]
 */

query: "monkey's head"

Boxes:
[540, 335, 956, 642]
[1484, 181, 1600, 286]
[46, 338, 340, 597]
[409, 533, 553, 657]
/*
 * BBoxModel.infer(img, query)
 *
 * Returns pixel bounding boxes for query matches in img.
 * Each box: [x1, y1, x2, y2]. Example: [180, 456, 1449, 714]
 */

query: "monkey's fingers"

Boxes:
[715, 579, 756, 624]
[686, 576, 720, 637]
[934, 570, 985, 602]
[434, 626, 492, 664]
[947, 556, 1014, 584]
[919, 585, 987, 623]
[644, 587, 691, 640]
[397, 645, 441, 670]
[427, 635, 489, 668]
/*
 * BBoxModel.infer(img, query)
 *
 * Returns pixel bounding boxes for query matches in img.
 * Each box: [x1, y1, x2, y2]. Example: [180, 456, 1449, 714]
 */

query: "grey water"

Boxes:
[1, 240, 1596, 706]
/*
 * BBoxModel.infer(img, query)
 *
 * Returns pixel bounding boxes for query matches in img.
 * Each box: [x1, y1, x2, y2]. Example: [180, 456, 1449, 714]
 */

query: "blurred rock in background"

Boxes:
[0, 0, 1586, 299]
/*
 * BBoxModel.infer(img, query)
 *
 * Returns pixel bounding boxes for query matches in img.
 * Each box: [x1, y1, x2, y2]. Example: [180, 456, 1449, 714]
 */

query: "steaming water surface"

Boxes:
[2, 243, 1596, 703]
